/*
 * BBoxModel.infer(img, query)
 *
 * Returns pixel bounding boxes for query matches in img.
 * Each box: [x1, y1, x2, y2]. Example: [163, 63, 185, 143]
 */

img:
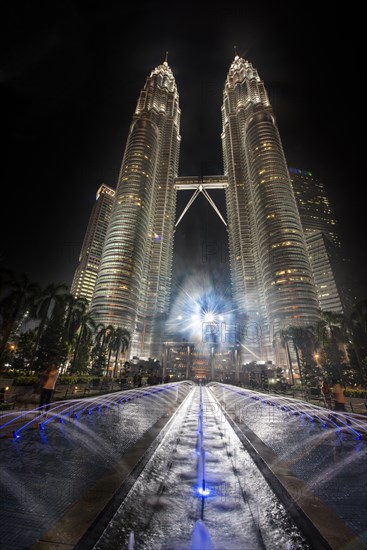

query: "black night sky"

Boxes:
[0, 2, 365, 300]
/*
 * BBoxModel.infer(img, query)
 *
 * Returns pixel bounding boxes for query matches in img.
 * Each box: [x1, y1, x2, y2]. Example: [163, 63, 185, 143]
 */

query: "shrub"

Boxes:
[344, 389, 367, 399]
[13, 376, 39, 386]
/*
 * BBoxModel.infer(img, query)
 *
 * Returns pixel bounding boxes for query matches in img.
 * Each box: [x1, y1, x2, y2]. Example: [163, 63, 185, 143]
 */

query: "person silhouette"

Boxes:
[331, 379, 346, 412]
[39, 362, 60, 411]
[321, 380, 332, 409]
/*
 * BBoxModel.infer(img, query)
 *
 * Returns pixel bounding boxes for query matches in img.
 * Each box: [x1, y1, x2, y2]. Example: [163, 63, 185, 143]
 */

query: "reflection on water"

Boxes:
[210, 383, 367, 537]
[0, 383, 192, 550]
[94, 387, 311, 550]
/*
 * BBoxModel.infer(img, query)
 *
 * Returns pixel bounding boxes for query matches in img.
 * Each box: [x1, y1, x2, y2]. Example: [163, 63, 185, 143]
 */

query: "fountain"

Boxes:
[190, 520, 212, 550]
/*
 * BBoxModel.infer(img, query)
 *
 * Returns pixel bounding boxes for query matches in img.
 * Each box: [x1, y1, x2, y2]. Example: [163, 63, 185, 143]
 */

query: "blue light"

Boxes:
[39, 423, 45, 430]
[196, 487, 210, 497]
[12, 430, 20, 439]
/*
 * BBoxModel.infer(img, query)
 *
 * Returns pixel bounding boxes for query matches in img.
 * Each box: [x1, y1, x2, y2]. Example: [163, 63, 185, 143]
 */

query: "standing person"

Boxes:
[331, 379, 347, 412]
[39, 362, 60, 411]
[321, 381, 332, 409]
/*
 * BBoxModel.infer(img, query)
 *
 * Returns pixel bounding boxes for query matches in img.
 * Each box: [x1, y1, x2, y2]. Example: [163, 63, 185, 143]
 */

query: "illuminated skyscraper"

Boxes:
[221, 56, 320, 359]
[91, 61, 181, 357]
[90, 57, 320, 364]
[71, 184, 115, 304]
[289, 168, 339, 246]
[306, 232, 346, 313]
[290, 168, 351, 314]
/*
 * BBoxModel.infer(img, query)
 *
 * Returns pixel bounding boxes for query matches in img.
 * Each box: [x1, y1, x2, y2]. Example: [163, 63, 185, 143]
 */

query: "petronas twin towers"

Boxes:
[90, 56, 320, 361]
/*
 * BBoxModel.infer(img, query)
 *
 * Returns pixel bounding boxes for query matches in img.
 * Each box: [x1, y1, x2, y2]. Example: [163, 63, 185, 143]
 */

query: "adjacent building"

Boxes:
[71, 184, 115, 304]
[289, 168, 339, 246]
[289, 168, 351, 315]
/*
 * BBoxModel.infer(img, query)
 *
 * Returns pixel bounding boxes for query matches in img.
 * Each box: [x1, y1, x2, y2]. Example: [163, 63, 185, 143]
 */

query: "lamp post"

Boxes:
[162, 343, 168, 381]
[210, 345, 215, 381]
[186, 344, 191, 380]
[234, 344, 240, 384]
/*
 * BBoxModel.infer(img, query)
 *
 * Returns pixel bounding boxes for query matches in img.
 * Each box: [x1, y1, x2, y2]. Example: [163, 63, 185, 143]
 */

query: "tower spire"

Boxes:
[165, 50, 169, 63]
[234, 45, 237, 58]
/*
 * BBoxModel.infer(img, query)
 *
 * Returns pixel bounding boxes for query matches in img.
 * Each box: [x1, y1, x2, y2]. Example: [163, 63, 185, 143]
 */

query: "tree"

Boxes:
[69, 310, 96, 374]
[348, 299, 367, 385]
[316, 310, 347, 346]
[29, 283, 69, 369]
[62, 295, 89, 349]
[274, 329, 295, 385]
[112, 327, 130, 378]
[11, 330, 37, 374]
[286, 326, 318, 386]
[71, 339, 91, 374]
[35, 299, 69, 372]
[91, 324, 114, 376]
[0, 270, 40, 363]
[316, 311, 350, 384]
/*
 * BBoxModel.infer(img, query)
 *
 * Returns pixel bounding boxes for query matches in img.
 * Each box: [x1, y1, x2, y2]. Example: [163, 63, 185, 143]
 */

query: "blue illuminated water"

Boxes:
[209, 383, 367, 538]
[0, 383, 191, 550]
[93, 386, 310, 549]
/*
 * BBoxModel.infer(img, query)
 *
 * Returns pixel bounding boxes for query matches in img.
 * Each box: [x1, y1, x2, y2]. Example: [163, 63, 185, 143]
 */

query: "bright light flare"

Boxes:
[204, 312, 215, 323]
[197, 487, 210, 496]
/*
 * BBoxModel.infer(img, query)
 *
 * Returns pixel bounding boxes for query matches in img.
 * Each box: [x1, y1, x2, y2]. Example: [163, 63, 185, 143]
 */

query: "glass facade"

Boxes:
[91, 62, 181, 357]
[71, 184, 115, 304]
[290, 169, 351, 315]
[89, 57, 321, 364]
[289, 168, 340, 247]
[221, 57, 320, 361]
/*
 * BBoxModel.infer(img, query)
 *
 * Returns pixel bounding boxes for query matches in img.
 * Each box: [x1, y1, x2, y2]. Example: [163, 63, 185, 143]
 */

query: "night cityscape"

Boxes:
[1, 3, 366, 550]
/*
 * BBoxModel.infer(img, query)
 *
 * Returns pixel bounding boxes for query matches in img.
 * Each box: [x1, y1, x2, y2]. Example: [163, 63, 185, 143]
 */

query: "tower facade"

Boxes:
[289, 168, 339, 246]
[221, 56, 320, 359]
[91, 61, 181, 357]
[306, 232, 346, 313]
[89, 56, 320, 364]
[71, 184, 115, 304]
[290, 167, 351, 315]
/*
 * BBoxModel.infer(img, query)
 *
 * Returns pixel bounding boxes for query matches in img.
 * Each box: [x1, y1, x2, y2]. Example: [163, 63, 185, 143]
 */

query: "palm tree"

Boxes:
[105, 326, 116, 377]
[316, 310, 347, 346]
[70, 310, 96, 373]
[316, 310, 349, 383]
[348, 299, 367, 383]
[62, 295, 89, 358]
[35, 297, 69, 371]
[351, 299, 367, 334]
[91, 324, 114, 376]
[274, 329, 295, 385]
[29, 283, 69, 369]
[0, 270, 40, 361]
[286, 325, 317, 386]
[112, 327, 130, 378]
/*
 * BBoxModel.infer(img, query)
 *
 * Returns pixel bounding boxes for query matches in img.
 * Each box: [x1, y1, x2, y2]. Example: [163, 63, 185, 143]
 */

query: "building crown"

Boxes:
[226, 55, 261, 88]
